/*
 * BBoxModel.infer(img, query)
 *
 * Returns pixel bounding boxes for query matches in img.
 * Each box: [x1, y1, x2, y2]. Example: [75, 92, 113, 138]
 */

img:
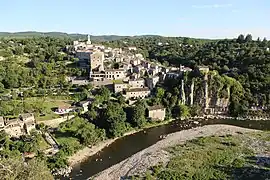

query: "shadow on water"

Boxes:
[216, 156, 270, 180]
[65, 119, 270, 180]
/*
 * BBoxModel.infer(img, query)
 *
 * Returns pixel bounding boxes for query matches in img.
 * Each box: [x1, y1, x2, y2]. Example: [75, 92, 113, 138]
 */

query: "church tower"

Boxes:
[87, 34, 91, 44]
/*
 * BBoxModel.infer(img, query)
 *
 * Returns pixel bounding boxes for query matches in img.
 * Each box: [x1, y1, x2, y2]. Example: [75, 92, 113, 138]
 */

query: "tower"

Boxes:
[87, 34, 91, 44]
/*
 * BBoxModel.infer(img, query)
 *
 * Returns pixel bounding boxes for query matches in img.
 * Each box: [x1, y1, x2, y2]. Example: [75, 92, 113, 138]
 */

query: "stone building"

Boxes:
[146, 76, 159, 90]
[76, 49, 93, 68]
[114, 82, 128, 93]
[133, 65, 144, 74]
[78, 98, 94, 112]
[73, 34, 93, 50]
[4, 119, 24, 137]
[130, 59, 141, 66]
[90, 52, 105, 71]
[90, 72, 106, 82]
[20, 113, 36, 134]
[198, 66, 209, 73]
[128, 78, 145, 89]
[124, 88, 150, 100]
[105, 69, 126, 80]
[147, 105, 166, 121]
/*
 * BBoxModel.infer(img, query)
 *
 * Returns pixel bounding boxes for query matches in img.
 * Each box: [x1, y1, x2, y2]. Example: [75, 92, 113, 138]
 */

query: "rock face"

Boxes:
[189, 79, 194, 106]
[179, 69, 231, 114]
[180, 79, 186, 105]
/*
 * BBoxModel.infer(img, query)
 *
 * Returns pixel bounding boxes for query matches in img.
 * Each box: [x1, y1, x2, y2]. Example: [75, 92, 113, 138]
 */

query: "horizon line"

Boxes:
[0, 31, 267, 40]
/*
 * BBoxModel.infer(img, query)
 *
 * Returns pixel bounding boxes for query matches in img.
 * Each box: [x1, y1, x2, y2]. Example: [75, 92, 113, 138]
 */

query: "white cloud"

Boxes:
[192, 4, 233, 9]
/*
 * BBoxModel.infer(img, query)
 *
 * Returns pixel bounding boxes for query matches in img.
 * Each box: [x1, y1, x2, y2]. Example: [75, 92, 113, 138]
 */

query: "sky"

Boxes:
[1, 0, 270, 39]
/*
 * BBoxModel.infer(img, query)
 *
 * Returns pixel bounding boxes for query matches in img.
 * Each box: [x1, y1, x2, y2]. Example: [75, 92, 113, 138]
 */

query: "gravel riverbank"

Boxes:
[93, 124, 260, 180]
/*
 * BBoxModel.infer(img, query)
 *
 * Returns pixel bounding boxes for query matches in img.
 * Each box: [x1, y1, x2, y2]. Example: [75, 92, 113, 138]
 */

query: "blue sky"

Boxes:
[1, 0, 270, 39]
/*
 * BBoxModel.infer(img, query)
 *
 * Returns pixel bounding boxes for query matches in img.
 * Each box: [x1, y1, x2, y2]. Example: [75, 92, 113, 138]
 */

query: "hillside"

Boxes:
[0, 31, 162, 41]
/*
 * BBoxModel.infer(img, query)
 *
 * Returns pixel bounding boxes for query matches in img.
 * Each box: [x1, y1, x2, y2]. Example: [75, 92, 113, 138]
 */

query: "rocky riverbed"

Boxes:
[93, 124, 261, 180]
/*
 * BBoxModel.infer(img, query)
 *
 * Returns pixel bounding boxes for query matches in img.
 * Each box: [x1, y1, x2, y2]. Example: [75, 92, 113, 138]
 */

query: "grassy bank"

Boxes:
[137, 131, 270, 180]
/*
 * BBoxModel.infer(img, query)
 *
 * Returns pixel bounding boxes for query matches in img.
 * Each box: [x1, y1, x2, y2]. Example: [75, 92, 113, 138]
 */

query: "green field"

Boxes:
[24, 97, 73, 121]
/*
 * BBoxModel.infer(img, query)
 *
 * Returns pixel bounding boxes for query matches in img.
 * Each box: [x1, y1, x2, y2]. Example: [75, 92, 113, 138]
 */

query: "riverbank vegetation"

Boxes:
[132, 131, 270, 180]
[0, 131, 53, 179]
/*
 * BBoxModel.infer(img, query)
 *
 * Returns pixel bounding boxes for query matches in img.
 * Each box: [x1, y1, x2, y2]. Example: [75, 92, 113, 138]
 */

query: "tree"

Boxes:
[116, 93, 126, 105]
[245, 34, 252, 42]
[0, 157, 53, 180]
[178, 104, 190, 118]
[130, 101, 147, 128]
[237, 34, 245, 43]
[98, 86, 111, 102]
[100, 102, 128, 137]
[76, 122, 106, 146]
[0, 82, 4, 93]
[156, 87, 165, 100]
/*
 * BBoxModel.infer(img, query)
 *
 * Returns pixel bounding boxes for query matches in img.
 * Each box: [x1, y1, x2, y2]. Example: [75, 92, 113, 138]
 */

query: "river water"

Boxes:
[67, 119, 270, 180]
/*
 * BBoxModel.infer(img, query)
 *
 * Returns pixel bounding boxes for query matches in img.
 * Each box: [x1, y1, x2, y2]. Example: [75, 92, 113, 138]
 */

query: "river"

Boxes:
[67, 119, 270, 180]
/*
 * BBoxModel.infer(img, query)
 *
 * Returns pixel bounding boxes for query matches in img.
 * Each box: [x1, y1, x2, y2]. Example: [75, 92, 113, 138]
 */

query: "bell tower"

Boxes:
[87, 34, 91, 44]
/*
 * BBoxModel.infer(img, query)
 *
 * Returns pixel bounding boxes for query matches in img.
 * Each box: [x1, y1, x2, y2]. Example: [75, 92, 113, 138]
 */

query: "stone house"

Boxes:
[5, 124, 23, 137]
[20, 113, 36, 134]
[135, 53, 144, 60]
[90, 71, 106, 82]
[198, 66, 209, 73]
[130, 59, 141, 66]
[124, 88, 151, 100]
[147, 105, 166, 121]
[78, 98, 94, 112]
[180, 65, 192, 72]
[105, 69, 126, 80]
[133, 65, 144, 74]
[146, 76, 159, 90]
[4, 119, 24, 137]
[114, 82, 128, 93]
[128, 78, 145, 89]
[121, 62, 133, 73]
[115, 56, 124, 63]
[55, 105, 73, 114]
[1, 114, 36, 137]
[90, 52, 105, 71]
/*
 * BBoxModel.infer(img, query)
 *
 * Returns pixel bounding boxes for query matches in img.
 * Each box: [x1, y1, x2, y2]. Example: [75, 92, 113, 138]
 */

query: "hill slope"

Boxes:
[0, 31, 161, 41]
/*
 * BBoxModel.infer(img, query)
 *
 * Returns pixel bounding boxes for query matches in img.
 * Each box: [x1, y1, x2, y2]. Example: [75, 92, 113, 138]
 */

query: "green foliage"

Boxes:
[99, 102, 128, 137]
[178, 104, 190, 118]
[58, 117, 106, 146]
[0, 157, 53, 180]
[130, 100, 147, 128]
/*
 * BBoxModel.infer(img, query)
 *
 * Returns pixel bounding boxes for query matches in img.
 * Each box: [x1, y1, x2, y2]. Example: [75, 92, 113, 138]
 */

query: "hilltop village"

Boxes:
[68, 35, 233, 114]
[1, 35, 269, 138]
